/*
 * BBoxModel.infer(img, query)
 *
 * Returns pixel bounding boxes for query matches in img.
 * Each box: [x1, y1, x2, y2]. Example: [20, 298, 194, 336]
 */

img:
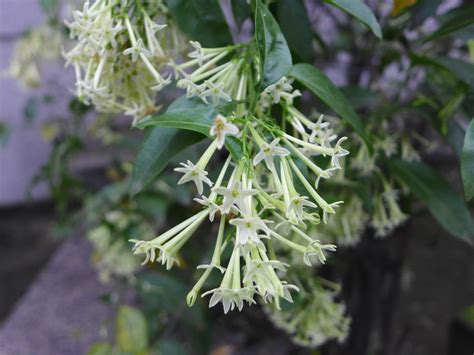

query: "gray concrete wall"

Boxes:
[0, 0, 55, 206]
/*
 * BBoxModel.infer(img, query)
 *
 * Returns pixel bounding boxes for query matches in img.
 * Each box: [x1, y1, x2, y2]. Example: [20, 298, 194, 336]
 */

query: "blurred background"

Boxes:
[0, 0, 474, 354]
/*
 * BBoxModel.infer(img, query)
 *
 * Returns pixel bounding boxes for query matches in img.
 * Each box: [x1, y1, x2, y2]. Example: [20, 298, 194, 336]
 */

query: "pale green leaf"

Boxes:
[462, 119, 474, 201]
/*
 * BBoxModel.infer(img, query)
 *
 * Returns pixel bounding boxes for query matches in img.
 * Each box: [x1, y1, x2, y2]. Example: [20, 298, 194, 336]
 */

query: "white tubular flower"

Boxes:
[203, 287, 256, 313]
[230, 216, 270, 245]
[174, 160, 213, 195]
[201, 81, 232, 105]
[303, 240, 337, 266]
[129, 240, 156, 265]
[123, 38, 149, 62]
[331, 137, 350, 169]
[129, 210, 208, 268]
[63, 1, 175, 121]
[370, 196, 391, 237]
[288, 196, 318, 225]
[264, 282, 350, 348]
[202, 245, 256, 313]
[210, 114, 239, 150]
[213, 181, 257, 215]
[174, 140, 217, 195]
[194, 195, 220, 222]
[253, 138, 290, 171]
[188, 41, 204, 64]
[383, 187, 407, 228]
[264, 77, 294, 104]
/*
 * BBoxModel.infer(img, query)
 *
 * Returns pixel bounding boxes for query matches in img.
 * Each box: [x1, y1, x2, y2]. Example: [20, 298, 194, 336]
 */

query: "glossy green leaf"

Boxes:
[135, 97, 230, 135]
[462, 119, 474, 201]
[277, 0, 314, 62]
[290, 63, 371, 150]
[130, 127, 204, 196]
[116, 306, 148, 353]
[135, 96, 241, 160]
[390, 159, 474, 243]
[424, 5, 474, 42]
[167, 0, 232, 47]
[255, 0, 292, 87]
[324, 0, 382, 39]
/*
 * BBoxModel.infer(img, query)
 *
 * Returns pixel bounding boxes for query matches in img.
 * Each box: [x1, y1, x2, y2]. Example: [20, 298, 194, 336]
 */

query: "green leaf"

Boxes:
[138, 272, 205, 329]
[424, 5, 474, 42]
[231, 0, 252, 29]
[435, 57, 474, 89]
[277, 0, 314, 62]
[116, 306, 148, 353]
[462, 119, 474, 201]
[153, 339, 188, 355]
[390, 159, 474, 243]
[411, 55, 474, 89]
[290, 63, 371, 150]
[135, 96, 241, 160]
[255, 0, 292, 87]
[324, 0, 382, 39]
[167, 0, 232, 47]
[130, 127, 204, 196]
[447, 118, 466, 157]
[135, 97, 228, 135]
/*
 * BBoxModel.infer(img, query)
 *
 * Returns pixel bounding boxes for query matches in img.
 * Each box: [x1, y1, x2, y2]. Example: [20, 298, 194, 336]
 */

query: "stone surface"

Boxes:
[0, 237, 112, 355]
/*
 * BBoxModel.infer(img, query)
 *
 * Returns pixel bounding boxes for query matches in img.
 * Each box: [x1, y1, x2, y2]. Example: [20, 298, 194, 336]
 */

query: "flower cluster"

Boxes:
[4, 25, 62, 88]
[263, 278, 350, 348]
[130, 40, 350, 313]
[63, 0, 185, 122]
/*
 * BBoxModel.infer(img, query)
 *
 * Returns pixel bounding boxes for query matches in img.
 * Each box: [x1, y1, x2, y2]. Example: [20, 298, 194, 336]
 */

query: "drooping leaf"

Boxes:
[116, 306, 148, 353]
[290, 63, 371, 150]
[424, 5, 474, 42]
[390, 159, 474, 243]
[255, 0, 292, 87]
[167, 0, 232, 47]
[324, 0, 382, 39]
[231, 0, 252, 29]
[277, 0, 315, 62]
[462, 119, 474, 201]
[130, 127, 204, 196]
